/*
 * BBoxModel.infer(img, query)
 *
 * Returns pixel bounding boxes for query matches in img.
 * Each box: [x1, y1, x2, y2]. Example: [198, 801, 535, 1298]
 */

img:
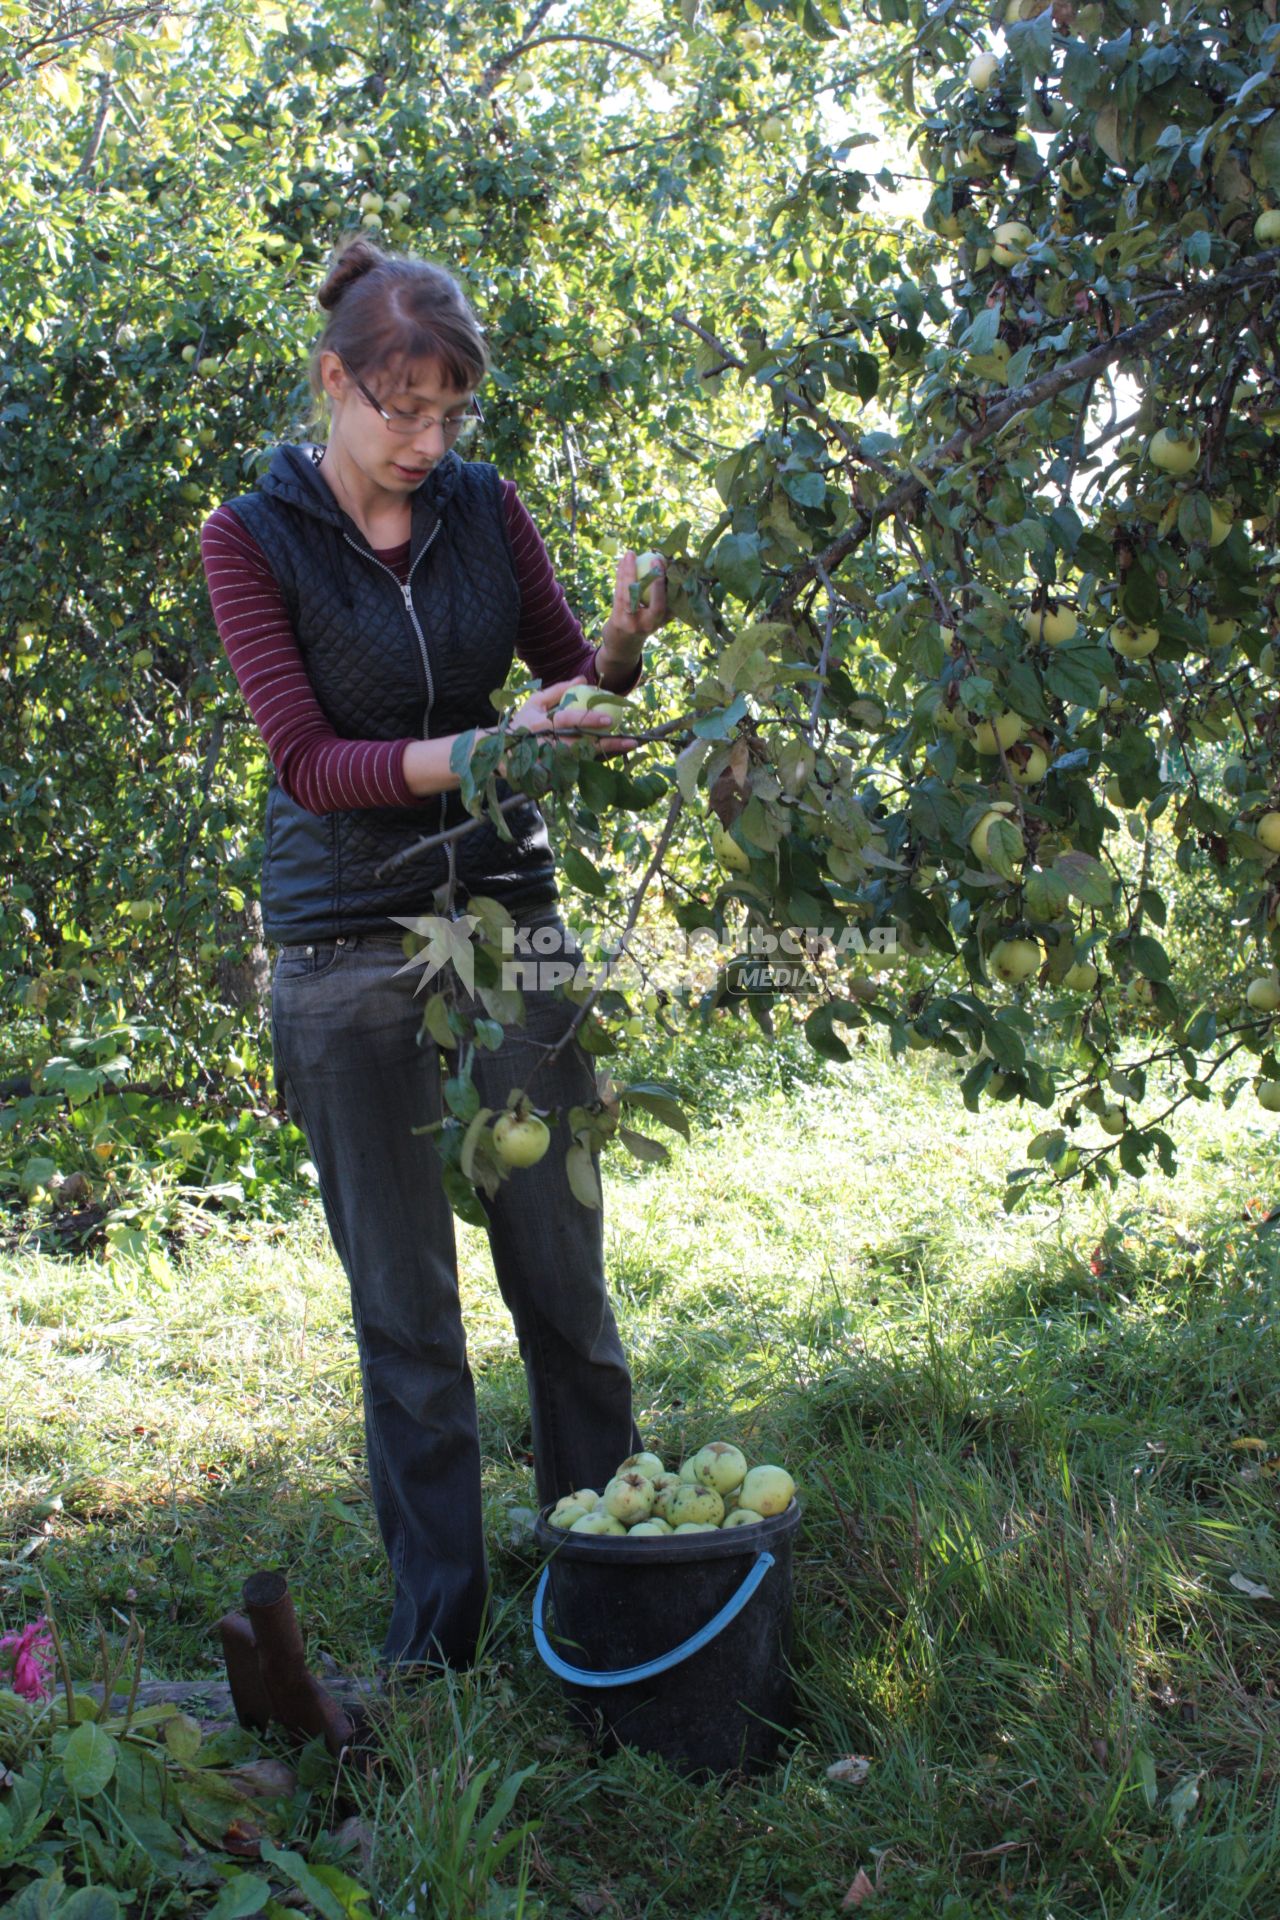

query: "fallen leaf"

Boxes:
[1230, 1437, 1267, 1452]
[842, 1869, 875, 1909]
[827, 1755, 872, 1786]
[1229, 1572, 1274, 1600]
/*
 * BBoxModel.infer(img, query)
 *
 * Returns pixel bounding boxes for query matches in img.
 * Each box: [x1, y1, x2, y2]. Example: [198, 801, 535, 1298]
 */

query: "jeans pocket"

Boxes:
[274, 939, 347, 982]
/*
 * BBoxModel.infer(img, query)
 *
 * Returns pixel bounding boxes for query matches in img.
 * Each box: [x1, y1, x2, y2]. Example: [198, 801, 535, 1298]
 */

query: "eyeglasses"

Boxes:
[338, 355, 484, 444]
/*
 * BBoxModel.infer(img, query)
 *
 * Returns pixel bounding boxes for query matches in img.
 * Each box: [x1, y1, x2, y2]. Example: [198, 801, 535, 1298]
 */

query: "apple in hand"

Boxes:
[632, 550, 665, 609]
[493, 1110, 551, 1168]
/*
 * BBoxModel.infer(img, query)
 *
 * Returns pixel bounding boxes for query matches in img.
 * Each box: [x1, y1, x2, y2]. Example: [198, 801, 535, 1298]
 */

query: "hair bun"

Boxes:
[316, 236, 387, 312]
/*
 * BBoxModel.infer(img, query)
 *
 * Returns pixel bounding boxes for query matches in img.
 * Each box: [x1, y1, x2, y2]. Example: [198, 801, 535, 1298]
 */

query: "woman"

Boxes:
[200, 236, 668, 1674]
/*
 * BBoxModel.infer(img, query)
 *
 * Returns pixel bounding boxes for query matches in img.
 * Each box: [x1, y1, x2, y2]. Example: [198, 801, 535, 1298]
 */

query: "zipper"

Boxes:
[342, 521, 449, 842]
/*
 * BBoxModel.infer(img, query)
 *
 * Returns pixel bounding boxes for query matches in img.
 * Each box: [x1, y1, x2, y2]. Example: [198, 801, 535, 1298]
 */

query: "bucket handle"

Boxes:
[533, 1551, 776, 1689]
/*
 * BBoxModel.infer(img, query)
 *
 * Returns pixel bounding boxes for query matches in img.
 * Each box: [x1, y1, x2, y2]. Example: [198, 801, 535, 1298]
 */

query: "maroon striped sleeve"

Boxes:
[199, 505, 423, 812]
[501, 481, 643, 696]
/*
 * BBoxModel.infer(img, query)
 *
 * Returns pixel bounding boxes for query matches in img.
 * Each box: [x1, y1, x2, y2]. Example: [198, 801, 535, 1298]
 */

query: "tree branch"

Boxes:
[770, 251, 1280, 617]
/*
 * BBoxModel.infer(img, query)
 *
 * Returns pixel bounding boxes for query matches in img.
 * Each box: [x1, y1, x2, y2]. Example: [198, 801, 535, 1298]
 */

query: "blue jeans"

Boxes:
[269, 905, 641, 1668]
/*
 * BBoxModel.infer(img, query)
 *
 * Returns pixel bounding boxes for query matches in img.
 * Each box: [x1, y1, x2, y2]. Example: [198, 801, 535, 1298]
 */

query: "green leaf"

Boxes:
[422, 993, 458, 1052]
[1135, 1746, 1158, 1810]
[1053, 851, 1113, 909]
[304, 1867, 374, 1920]
[163, 1712, 203, 1762]
[620, 1084, 691, 1138]
[617, 1126, 670, 1164]
[711, 529, 763, 603]
[565, 1141, 601, 1209]
[62, 1721, 118, 1796]
[804, 999, 862, 1062]
[781, 470, 826, 509]
[258, 1843, 348, 1920]
[560, 843, 607, 897]
[206, 1874, 273, 1920]
[59, 1896, 123, 1920]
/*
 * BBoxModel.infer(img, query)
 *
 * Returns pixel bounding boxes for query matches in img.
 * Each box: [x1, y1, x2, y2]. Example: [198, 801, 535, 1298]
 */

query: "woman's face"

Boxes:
[321, 350, 476, 492]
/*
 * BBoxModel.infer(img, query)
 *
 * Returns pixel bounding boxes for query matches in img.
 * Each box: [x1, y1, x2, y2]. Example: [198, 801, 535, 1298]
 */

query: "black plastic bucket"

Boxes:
[532, 1501, 800, 1777]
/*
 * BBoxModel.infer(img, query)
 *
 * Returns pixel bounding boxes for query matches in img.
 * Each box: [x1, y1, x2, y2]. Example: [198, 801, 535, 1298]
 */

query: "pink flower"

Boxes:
[0, 1618, 55, 1702]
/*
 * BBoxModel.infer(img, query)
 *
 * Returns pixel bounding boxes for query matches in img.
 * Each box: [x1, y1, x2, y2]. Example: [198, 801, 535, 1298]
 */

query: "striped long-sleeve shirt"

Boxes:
[200, 481, 638, 813]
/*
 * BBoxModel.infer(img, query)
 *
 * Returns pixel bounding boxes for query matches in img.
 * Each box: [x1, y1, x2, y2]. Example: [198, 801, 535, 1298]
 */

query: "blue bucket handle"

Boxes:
[533, 1550, 776, 1688]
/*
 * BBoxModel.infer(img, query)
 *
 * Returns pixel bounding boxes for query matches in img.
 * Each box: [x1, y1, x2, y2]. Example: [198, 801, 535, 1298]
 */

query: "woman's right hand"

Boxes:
[507, 681, 637, 754]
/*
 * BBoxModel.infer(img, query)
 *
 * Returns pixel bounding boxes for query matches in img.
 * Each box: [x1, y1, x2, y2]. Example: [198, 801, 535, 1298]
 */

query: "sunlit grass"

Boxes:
[3, 1033, 1280, 1917]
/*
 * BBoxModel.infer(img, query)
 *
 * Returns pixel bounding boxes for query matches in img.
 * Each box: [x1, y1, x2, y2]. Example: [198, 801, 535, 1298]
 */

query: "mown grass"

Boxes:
[3, 1029, 1280, 1919]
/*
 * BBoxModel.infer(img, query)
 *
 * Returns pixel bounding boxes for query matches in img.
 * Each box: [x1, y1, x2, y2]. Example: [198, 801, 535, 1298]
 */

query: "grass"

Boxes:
[3, 1028, 1280, 1918]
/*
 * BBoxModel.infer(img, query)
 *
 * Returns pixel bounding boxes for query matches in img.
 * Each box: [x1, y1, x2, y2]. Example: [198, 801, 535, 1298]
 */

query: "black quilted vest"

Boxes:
[225, 443, 558, 943]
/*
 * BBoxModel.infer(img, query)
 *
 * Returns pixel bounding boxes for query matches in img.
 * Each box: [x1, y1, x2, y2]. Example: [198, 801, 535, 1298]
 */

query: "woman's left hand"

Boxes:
[603, 550, 668, 650]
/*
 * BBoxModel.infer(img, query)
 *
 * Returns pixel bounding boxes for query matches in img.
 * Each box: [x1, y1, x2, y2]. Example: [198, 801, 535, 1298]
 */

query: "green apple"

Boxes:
[1098, 1102, 1126, 1136]
[677, 1456, 700, 1484]
[1109, 621, 1159, 659]
[569, 1511, 626, 1535]
[1148, 428, 1200, 475]
[1022, 604, 1078, 646]
[1255, 210, 1280, 246]
[359, 191, 384, 213]
[602, 1471, 656, 1525]
[738, 1464, 795, 1517]
[550, 1500, 592, 1529]
[969, 804, 1023, 868]
[619, 1451, 665, 1480]
[723, 1507, 766, 1528]
[673, 1521, 721, 1532]
[989, 936, 1042, 985]
[1060, 157, 1090, 198]
[1246, 974, 1280, 1013]
[1008, 743, 1048, 785]
[1206, 615, 1239, 647]
[1126, 976, 1156, 1007]
[1206, 501, 1233, 547]
[180, 344, 198, 363]
[628, 1518, 674, 1536]
[711, 822, 751, 874]
[692, 1442, 748, 1495]
[971, 709, 1024, 754]
[1256, 812, 1280, 854]
[197, 357, 221, 377]
[1062, 960, 1099, 991]
[1256, 1079, 1280, 1112]
[991, 220, 1033, 266]
[968, 52, 1001, 90]
[493, 1111, 551, 1167]
[669, 1484, 725, 1527]
[653, 1479, 682, 1522]
[570, 1488, 600, 1509]
[634, 550, 664, 607]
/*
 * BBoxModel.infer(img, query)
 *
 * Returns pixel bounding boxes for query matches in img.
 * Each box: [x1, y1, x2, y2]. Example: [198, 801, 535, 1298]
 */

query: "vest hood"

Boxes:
[256, 442, 465, 552]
